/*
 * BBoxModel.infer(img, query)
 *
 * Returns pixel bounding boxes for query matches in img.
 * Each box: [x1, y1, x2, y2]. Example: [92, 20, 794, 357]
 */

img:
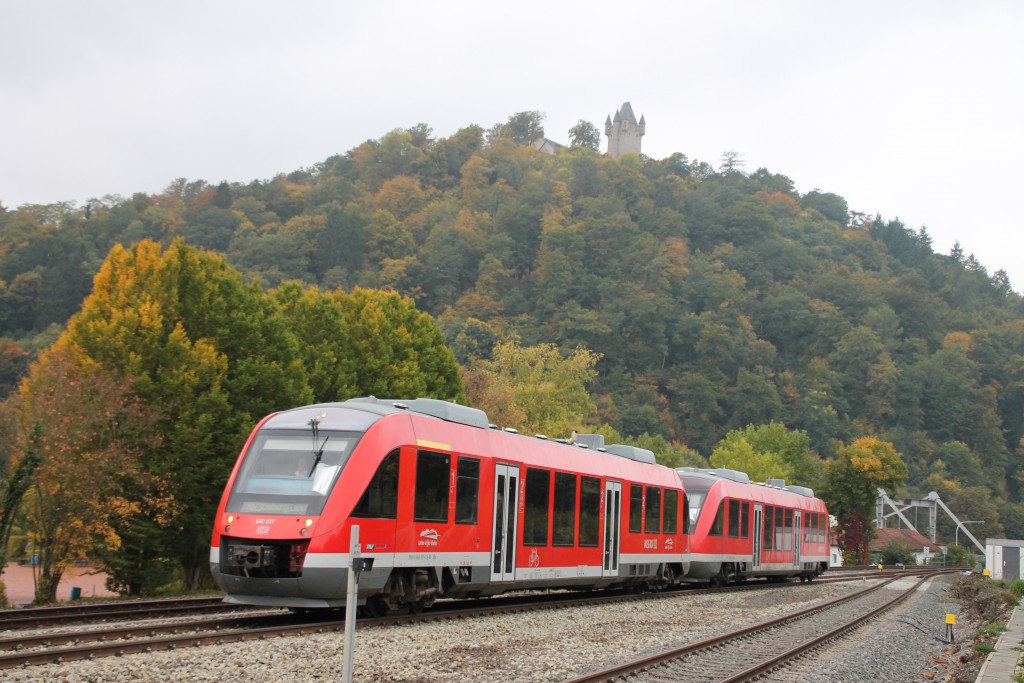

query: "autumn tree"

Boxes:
[822, 437, 908, 564]
[711, 422, 822, 487]
[487, 111, 546, 145]
[710, 435, 789, 484]
[568, 120, 601, 150]
[339, 287, 465, 401]
[0, 340, 31, 398]
[55, 239, 312, 592]
[14, 349, 166, 602]
[464, 339, 600, 437]
[270, 283, 464, 403]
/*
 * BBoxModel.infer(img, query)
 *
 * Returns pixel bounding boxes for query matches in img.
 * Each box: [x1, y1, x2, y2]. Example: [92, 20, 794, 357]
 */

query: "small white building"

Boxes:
[985, 539, 1024, 579]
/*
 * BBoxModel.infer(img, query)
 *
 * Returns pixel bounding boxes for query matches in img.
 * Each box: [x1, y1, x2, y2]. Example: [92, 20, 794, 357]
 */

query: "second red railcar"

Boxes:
[677, 467, 829, 584]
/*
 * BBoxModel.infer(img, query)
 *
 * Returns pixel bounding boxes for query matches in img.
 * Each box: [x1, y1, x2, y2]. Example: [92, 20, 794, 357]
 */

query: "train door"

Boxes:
[793, 510, 802, 568]
[490, 464, 519, 582]
[752, 503, 763, 570]
[602, 481, 622, 577]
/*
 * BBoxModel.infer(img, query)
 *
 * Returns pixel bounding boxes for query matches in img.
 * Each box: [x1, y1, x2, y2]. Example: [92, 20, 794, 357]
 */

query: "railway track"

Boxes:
[0, 596, 263, 630]
[565, 573, 937, 682]
[0, 568, 951, 671]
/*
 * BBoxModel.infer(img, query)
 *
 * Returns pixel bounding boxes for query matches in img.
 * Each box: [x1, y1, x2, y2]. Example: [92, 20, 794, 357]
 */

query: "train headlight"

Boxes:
[300, 528, 309, 536]
[227, 515, 234, 524]
[225, 525, 231, 532]
[305, 518, 313, 527]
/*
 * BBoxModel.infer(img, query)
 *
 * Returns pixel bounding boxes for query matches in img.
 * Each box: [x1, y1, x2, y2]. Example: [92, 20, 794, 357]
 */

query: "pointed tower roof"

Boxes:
[618, 102, 638, 124]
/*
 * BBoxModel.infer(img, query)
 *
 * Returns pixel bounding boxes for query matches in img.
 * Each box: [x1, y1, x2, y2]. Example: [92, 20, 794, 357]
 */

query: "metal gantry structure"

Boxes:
[875, 489, 985, 554]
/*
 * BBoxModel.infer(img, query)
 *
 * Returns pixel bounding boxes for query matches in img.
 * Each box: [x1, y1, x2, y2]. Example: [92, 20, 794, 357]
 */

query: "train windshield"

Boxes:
[226, 429, 362, 516]
[680, 478, 712, 530]
[687, 493, 706, 529]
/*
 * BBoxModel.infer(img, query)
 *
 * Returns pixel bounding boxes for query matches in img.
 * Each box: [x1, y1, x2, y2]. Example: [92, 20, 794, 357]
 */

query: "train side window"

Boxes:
[774, 506, 785, 550]
[629, 484, 643, 534]
[663, 489, 678, 535]
[578, 476, 600, 547]
[784, 509, 794, 551]
[727, 499, 740, 538]
[645, 486, 662, 534]
[553, 472, 577, 546]
[740, 501, 749, 539]
[413, 450, 450, 522]
[763, 506, 773, 551]
[708, 500, 725, 537]
[803, 512, 811, 543]
[523, 467, 550, 546]
[351, 449, 399, 519]
[455, 457, 480, 524]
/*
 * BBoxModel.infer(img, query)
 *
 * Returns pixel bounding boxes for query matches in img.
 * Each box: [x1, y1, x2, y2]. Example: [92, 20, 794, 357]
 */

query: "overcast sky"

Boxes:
[2, 1, 1022, 290]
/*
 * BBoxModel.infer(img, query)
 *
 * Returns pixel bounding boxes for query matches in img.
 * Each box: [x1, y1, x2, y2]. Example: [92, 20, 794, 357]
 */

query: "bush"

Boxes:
[878, 540, 915, 566]
[945, 544, 978, 567]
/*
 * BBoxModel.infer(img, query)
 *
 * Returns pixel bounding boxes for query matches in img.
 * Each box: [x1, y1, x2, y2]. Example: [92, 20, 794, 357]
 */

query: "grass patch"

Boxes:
[973, 642, 996, 654]
[979, 622, 1009, 636]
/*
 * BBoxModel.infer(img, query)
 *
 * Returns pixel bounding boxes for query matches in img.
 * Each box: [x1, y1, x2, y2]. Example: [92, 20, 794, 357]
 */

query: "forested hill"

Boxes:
[2, 117, 1023, 533]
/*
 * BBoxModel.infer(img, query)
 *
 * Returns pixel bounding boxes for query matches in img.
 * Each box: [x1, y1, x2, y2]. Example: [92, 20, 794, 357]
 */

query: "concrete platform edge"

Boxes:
[976, 604, 1024, 682]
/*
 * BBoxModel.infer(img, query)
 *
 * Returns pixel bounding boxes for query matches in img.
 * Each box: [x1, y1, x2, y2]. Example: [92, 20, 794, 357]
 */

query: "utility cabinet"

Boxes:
[985, 539, 1024, 579]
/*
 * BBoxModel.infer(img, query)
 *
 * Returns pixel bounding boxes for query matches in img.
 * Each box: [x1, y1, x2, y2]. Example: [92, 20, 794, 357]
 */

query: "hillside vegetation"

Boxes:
[2, 115, 1023, 543]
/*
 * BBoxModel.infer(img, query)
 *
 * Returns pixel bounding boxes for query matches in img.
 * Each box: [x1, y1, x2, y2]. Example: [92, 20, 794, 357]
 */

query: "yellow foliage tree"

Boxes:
[464, 339, 600, 437]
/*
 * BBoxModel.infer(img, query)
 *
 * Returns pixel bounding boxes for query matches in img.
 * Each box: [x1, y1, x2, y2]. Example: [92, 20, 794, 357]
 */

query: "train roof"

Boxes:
[676, 467, 822, 505]
[263, 397, 665, 472]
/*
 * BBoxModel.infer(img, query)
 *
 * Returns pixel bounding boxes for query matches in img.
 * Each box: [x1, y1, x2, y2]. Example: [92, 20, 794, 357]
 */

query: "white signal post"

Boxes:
[342, 525, 371, 683]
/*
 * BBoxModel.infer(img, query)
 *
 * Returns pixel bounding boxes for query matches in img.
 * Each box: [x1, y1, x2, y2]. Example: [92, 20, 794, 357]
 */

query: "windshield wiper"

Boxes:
[309, 436, 329, 476]
[308, 412, 327, 477]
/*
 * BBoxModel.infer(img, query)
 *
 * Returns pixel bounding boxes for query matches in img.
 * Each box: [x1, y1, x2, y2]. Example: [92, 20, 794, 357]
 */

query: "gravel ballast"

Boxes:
[2, 575, 975, 682]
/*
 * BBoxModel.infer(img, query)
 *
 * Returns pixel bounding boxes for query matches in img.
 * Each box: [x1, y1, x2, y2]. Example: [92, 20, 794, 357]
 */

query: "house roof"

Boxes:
[869, 527, 942, 552]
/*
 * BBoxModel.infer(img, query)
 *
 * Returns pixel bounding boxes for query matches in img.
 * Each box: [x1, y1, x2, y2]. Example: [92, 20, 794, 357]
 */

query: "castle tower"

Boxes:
[604, 102, 645, 158]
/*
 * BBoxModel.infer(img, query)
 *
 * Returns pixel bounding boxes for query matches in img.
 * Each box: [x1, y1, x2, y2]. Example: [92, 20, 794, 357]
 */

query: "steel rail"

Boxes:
[564, 572, 945, 682]
[0, 568, 954, 671]
[721, 574, 929, 682]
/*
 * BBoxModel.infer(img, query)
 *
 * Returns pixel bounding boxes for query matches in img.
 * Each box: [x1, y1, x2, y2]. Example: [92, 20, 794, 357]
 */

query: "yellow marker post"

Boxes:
[877, 564, 883, 570]
[982, 568, 991, 577]
[945, 614, 956, 643]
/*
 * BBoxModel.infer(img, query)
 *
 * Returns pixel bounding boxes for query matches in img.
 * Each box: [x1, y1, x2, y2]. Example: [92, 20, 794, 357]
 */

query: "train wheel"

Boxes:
[364, 595, 390, 618]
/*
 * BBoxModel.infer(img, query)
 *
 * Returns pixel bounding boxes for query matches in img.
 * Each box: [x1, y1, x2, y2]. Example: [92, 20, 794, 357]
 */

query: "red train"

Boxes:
[210, 397, 691, 613]
[677, 467, 829, 585]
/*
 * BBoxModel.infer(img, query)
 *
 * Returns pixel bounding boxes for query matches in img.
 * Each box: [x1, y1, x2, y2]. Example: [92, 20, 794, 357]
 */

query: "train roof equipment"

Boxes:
[676, 467, 816, 498]
[277, 397, 662, 467]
